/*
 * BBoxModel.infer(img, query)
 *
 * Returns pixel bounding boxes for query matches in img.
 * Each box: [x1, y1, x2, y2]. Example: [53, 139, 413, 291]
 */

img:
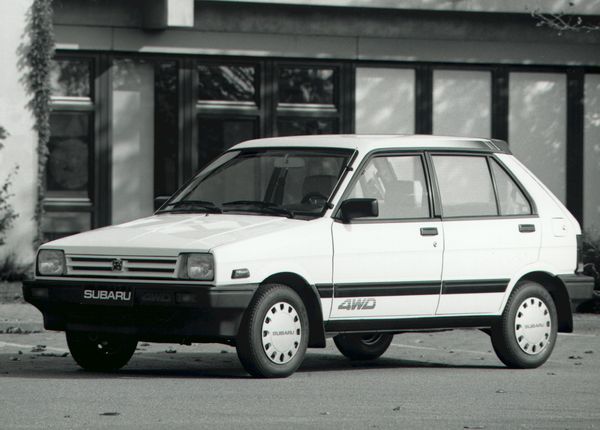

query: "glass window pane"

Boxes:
[433, 155, 497, 217]
[278, 67, 335, 104]
[277, 118, 336, 136]
[111, 58, 155, 224]
[356, 67, 415, 134]
[197, 65, 255, 102]
[198, 117, 256, 168]
[491, 160, 531, 216]
[42, 211, 91, 238]
[433, 70, 491, 138]
[584, 74, 600, 231]
[509, 72, 567, 203]
[47, 113, 91, 197]
[347, 155, 429, 219]
[50, 59, 91, 97]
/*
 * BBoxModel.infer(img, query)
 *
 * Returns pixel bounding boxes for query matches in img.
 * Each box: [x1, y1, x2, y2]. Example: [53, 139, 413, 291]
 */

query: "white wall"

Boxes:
[584, 74, 600, 232]
[509, 72, 567, 204]
[433, 70, 491, 138]
[0, 0, 37, 265]
[111, 60, 155, 225]
[355, 67, 414, 134]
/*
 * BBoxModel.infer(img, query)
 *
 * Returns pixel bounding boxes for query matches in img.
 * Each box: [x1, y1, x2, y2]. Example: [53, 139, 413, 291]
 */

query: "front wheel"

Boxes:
[236, 284, 309, 378]
[334, 333, 393, 360]
[491, 282, 557, 368]
[66, 331, 137, 372]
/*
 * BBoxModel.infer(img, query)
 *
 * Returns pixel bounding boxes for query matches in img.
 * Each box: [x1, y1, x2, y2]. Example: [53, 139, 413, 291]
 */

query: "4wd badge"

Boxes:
[337, 298, 376, 311]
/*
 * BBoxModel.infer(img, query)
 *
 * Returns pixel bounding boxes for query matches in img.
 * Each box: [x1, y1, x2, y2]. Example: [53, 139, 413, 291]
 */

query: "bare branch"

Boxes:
[531, 9, 600, 34]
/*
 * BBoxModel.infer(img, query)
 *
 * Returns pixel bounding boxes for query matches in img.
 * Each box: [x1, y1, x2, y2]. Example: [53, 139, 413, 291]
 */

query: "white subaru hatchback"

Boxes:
[24, 135, 594, 378]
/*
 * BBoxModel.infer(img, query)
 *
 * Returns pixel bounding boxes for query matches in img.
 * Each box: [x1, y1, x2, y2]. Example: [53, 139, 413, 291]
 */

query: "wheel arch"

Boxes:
[261, 272, 327, 347]
[513, 271, 573, 333]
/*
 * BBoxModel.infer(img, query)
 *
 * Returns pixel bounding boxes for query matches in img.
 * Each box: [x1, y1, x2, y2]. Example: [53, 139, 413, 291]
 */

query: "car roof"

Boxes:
[231, 134, 510, 154]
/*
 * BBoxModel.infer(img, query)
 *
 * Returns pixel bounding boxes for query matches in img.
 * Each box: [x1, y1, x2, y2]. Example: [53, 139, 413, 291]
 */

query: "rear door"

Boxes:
[330, 152, 443, 319]
[430, 153, 541, 315]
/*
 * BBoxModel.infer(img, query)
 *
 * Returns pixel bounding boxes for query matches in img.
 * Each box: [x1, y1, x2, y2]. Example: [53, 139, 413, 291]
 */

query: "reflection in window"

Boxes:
[277, 118, 336, 136]
[47, 113, 91, 197]
[198, 117, 256, 168]
[433, 155, 497, 217]
[279, 68, 335, 104]
[50, 59, 91, 97]
[197, 65, 255, 102]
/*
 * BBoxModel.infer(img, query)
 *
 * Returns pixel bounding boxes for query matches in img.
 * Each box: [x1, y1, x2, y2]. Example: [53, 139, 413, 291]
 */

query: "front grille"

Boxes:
[66, 255, 178, 279]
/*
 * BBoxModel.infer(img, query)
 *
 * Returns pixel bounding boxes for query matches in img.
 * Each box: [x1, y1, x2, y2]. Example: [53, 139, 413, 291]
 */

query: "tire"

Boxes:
[334, 333, 393, 360]
[66, 331, 137, 372]
[236, 284, 309, 378]
[491, 281, 558, 369]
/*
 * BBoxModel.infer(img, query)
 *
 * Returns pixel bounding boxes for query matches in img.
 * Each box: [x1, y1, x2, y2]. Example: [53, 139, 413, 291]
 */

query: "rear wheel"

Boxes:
[66, 331, 137, 372]
[236, 284, 309, 378]
[334, 333, 393, 360]
[491, 281, 557, 368]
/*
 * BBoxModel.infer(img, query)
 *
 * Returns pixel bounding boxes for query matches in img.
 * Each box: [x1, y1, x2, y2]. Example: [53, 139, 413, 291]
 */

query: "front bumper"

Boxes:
[558, 273, 595, 306]
[23, 279, 258, 343]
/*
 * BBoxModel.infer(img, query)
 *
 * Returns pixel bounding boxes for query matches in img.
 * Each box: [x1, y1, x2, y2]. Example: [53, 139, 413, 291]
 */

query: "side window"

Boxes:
[491, 159, 532, 215]
[432, 155, 497, 217]
[347, 155, 430, 219]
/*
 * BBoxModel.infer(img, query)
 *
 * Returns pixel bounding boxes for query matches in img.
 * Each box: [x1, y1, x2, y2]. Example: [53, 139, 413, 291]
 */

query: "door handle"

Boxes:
[420, 227, 438, 236]
[519, 224, 536, 233]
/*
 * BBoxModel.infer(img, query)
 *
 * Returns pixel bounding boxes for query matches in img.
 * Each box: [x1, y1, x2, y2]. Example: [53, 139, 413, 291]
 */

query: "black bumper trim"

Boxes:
[558, 273, 595, 303]
[23, 279, 258, 341]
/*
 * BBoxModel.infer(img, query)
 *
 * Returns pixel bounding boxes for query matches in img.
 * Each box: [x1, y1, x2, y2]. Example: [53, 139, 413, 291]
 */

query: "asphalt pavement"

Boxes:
[1, 304, 599, 429]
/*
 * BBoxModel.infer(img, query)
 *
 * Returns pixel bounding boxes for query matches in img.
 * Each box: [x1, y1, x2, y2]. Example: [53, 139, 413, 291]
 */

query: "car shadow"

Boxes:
[0, 350, 505, 380]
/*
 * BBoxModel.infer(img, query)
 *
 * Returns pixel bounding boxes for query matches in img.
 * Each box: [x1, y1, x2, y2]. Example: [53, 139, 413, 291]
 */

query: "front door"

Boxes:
[330, 153, 444, 319]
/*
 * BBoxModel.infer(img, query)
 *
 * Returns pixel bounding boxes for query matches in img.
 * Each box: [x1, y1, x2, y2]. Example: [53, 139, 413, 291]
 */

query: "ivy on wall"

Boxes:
[0, 126, 19, 247]
[25, 0, 55, 247]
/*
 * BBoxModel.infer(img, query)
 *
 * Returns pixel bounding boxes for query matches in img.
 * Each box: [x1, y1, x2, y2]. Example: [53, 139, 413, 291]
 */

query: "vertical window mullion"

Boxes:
[415, 66, 433, 134]
[491, 67, 509, 141]
[96, 54, 111, 228]
[566, 68, 585, 225]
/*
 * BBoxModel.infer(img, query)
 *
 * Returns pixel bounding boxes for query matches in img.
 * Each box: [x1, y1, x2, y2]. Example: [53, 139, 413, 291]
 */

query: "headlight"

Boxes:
[179, 253, 214, 280]
[37, 250, 66, 276]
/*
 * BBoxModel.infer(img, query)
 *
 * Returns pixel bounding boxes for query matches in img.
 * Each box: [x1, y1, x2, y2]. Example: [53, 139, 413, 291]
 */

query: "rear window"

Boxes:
[432, 155, 497, 217]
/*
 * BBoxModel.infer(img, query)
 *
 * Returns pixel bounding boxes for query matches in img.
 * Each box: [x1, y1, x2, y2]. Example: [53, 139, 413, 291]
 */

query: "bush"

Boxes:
[0, 126, 19, 246]
[0, 253, 32, 282]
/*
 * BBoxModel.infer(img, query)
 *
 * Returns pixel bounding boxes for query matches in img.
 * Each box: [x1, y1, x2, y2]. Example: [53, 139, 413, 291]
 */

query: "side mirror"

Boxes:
[338, 198, 378, 223]
[154, 196, 171, 211]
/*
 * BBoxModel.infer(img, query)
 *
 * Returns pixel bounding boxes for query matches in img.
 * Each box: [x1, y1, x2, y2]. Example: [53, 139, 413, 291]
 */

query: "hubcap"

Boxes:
[360, 334, 384, 346]
[261, 301, 302, 364]
[514, 297, 551, 355]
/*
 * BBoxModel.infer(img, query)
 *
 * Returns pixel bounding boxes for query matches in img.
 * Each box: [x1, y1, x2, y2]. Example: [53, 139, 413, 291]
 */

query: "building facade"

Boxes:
[1, 0, 600, 264]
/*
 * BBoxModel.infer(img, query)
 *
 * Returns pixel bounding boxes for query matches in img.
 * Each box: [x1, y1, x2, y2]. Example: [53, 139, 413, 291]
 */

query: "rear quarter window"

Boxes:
[490, 159, 532, 216]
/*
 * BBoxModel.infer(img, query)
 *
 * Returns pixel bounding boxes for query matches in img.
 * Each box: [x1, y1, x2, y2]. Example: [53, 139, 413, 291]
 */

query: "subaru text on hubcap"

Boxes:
[514, 297, 551, 355]
[262, 302, 302, 364]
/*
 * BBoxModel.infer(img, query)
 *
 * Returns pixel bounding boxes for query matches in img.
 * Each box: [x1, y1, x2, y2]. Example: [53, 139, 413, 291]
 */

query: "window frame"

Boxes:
[426, 150, 537, 221]
[44, 53, 100, 242]
[333, 149, 435, 223]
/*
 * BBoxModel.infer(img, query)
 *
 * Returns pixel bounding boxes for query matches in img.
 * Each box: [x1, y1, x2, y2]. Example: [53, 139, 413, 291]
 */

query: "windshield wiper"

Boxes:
[158, 200, 222, 214]
[222, 200, 294, 218]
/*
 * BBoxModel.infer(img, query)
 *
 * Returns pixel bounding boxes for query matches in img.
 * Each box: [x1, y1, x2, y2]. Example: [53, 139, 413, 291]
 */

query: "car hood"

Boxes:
[43, 213, 299, 256]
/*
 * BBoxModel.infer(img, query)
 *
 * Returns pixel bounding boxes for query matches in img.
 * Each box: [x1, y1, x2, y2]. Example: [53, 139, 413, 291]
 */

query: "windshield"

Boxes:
[159, 148, 354, 218]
